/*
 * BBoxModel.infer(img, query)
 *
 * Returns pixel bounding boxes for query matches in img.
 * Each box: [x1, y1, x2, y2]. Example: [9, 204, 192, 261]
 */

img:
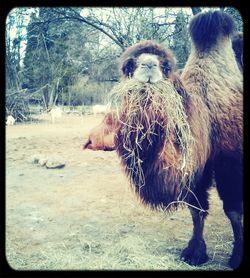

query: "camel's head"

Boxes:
[119, 40, 176, 84]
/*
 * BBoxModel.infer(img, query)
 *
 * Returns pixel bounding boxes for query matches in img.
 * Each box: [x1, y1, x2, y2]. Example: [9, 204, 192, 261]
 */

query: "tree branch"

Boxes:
[39, 9, 126, 50]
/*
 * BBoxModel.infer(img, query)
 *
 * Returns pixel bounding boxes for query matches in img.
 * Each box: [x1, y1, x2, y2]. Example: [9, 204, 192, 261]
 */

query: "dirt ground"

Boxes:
[6, 113, 234, 271]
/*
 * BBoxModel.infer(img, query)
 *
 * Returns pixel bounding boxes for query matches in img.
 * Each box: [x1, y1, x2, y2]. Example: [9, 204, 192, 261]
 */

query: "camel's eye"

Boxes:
[161, 61, 171, 76]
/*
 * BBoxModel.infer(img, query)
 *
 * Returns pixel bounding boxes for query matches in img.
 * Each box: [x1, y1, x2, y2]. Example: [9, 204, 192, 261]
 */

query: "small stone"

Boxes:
[45, 159, 65, 169]
[38, 158, 48, 166]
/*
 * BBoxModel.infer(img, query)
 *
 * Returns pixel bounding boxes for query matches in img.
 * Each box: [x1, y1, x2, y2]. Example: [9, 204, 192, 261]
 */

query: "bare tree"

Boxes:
[33, 8, 185, 50]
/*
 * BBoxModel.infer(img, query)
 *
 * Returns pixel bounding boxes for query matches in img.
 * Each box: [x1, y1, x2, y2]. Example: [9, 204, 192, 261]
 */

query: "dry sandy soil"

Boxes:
[6, 113, 235, 271]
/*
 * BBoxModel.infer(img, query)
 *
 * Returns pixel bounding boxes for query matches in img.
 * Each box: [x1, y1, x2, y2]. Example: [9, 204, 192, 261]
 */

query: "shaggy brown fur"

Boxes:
[114, 11, 243, 269]
[83, 112, 118, 151]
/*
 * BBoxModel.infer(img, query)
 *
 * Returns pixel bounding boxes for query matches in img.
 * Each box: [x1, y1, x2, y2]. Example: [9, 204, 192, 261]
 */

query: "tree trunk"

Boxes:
[43, 85, 49, 109]
[48, 87, 54, 108]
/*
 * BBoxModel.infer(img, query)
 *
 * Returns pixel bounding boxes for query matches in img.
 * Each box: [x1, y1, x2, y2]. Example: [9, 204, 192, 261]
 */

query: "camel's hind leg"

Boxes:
[214, 154, 243, 269]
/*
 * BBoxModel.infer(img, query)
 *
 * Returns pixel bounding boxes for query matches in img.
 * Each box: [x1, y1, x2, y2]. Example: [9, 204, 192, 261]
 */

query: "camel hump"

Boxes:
[189, 10, 236, 51]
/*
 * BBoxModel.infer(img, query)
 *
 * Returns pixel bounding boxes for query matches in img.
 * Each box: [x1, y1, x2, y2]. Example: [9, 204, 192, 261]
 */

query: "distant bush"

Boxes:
[5, 89, 31, 122]
[61, 78, 116, 106]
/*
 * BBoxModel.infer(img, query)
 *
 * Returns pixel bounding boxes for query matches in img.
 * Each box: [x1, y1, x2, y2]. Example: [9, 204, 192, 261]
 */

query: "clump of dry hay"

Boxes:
[109, 79, 195, 209]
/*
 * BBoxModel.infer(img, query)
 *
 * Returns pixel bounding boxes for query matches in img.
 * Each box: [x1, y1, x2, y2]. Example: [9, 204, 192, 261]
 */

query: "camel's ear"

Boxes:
[122, 57, 136, 78]
[170, 73, 190, 108]
[83, 138, 92, 150]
